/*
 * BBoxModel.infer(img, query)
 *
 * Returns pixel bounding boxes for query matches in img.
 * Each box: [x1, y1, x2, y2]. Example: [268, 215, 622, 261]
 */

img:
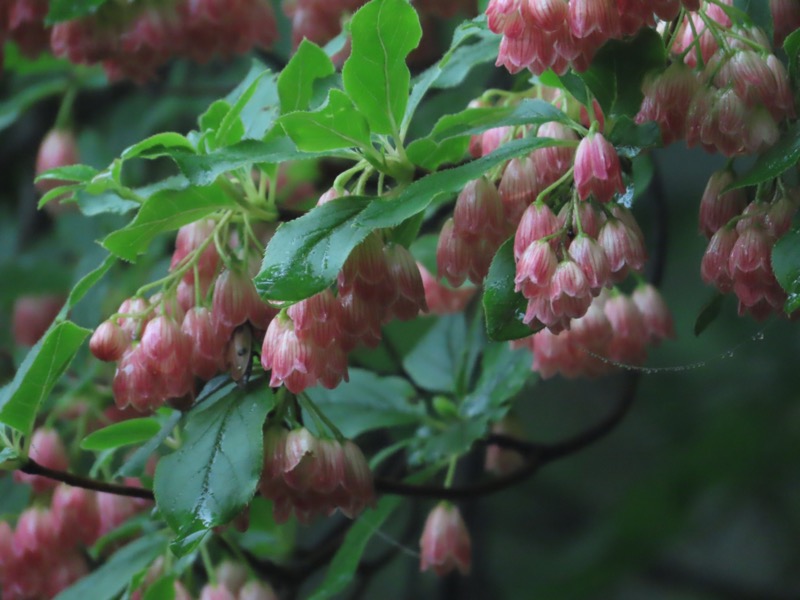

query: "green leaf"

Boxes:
[81, 418, 161, 451]
[278, 89, 373, 153]
[256, 135, 556, 302]
[0, 78, 70, 132]
[256, 196, 372, 301]
[76, 190, 139, 216]
[308, 494, 403, 600]
[578, 28, 666, 118]
[694, 292, 725, 336]
[279, 40, 336, 114]
[121, 133, 195, 161]
[403, 315, 467, 393]
[232, 497, 295, 559]
[304, 369, 422, 438]
[342, 0, 422, 136]
[733, 0, 774, 40]
[403, 15, 497, 133]
[729, 121, 800, 189]
[483, 238, 535, 342]
[154, 385, 274, 556]
[46, 0, 111, 23]
[173, 137, 337, 186]
[0, 321, 90, 435]
[117, 411, 183, 478]
[66, 253, 116, 310]
[143, 576, 176, 600]
[35, 164, 100, 184]
[407, 99, 570, 169]
[102, 183, 235, 262]
[460, 342, 533, 419]
[226, 62, 280, 141]
[607, 117, 661, 158]
[54, 534, 167, 600]
[216, 70, 273, 147]
[772, 227, 800, 313]
[784, 30, 800, 83]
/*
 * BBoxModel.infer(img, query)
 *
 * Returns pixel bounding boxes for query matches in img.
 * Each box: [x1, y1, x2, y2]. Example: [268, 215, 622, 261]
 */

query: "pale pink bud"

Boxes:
[699, 170, 747, 238]
[90, 320, 131, 362]
[216, 561, 248, 596]
[13, 427, 69, 494]
[603, 294, 648, 365]
[12, 294, 64, 346]
[13, 508, 60, 560]
[523, 0, 568, 32]
[116, 297, 150, 340]
[182, 306, 227, 380]
[170, 219, 220, 284]
[437, 218, 472, 287]
[549, 259, 593, 322]
[632, 284, 675, 344]
[140, 315, 191, 377]
[574, 132, 624, 203]
[35, 129, 79, 194]
[744, 107, 780, 154]
[568, 0, 620, 40]
[337, 440, 375, 518]
[260, 315, 320, 393]
[453, 178, 506, 239]
[112, 346, 164, 412]
[598, 219, 646, 282]
[499, 157, 539, 226]
[515, 239, 557, 299]
[531, 122, 578, 187]
[766, 193, 798, 239]
[282, 428, 319, 492]
[52, 485, 100, 547]
[239, 581, 279, 600]
[701, 227, 738, 293]
[485, 417, 525, 475]
[338, 233, 395, 305]
[385, 244, 429, 320]
[420, 503, 471, 577]
[287, 289, 342, 348]
[418, 263, 477, 315]
[200, 584, 236, 600]
[513, 202, 559, 259]
[567, 234, 611, 293]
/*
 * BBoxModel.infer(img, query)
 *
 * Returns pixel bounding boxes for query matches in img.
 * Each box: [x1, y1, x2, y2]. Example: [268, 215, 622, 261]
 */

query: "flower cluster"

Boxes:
[514, 285, 674, 378]
[3, 431, 148, 599]
[636, 1, 794, 155]
[260, 191, 427, 394]
[11, 294, 64, 347]
[258, 428, 374, 524]
[487, 0, 700, 75]
[700, 172, 799, 319]
[0, 0, 50, 59]
[91, 219, 278, 412]
[50, 0, 278, 82]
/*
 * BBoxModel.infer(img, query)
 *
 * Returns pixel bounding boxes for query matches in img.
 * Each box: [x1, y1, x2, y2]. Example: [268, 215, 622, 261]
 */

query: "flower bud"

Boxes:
[35, 129, 79, 195]
[90, 320, 131, 362]
[12, 294, 64, 346]
[420, 503, 472, 577]
[574, 132, 624, 203]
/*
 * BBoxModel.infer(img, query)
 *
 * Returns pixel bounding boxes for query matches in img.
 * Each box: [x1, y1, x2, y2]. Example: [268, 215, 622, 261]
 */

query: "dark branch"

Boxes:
[20, 459, 155, 500]
[374, 371, 640, 499]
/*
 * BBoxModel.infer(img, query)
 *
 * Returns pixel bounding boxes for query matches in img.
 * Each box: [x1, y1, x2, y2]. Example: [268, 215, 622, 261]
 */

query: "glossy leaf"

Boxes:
[772, 227, 800, 313]
[120, 133, 195, 161]
[154, 385, 274, 556]
[256, 135, 555, 301]
[76, 190, 139, 216]
[342, 0, 422, 136]
[35, 164, 100, 184]
[578, 28, 665, 118]
[102, 183, 235, 261]
[278, 89, 373, 152]
[694, 292, 725, 336]
[81, 418, 161, 451]
[784, 30, 800, 83]
[460, 342, 533, 419]
[278, 40, 336, 114]
[47, 0, 111, 23]
[729, 122, 800, 189]
[483, 238, 535, 342]
[54, 535, 167, 600]
[308, 494, 403, 600]
[305, 369, 422, 438]
[607, 117, 661, 158]
[216, 69, 274, 146]
[0, 321, 90, 435]
[116, 411, 182, 478]
[403, 314, 467, 393]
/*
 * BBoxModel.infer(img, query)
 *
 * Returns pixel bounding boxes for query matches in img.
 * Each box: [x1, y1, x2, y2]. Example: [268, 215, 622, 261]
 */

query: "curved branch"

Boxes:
[19, 459, 155, 500]
[374, 371, 640, 499]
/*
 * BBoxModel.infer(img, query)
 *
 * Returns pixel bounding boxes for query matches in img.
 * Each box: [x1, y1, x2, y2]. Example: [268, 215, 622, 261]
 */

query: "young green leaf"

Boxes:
[154, 386, 274, 556]
[120, 133, 195, 161]
[278, 39, 336, 114]
[729, 122, 800, 190]
[304, 369, 422, 438]
[342, 0, 422, 137]
[460, 342, 533, 419]
[772, 227, 800, 313]
[35, 164, 100, 184]
[256, 136, 556, 302]
[102, 182, 236, 262]
[0, 321, 91, 436]
[54, 535, 167, 600]
[80, 418, 162, 451]
[482, 238, 536, 342]
[403, 314, 467, 393]
[278, 89, 373, 153]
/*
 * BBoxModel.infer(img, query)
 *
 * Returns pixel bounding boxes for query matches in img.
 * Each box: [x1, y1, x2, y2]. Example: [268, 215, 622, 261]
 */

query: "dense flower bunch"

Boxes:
[90, 218, 277, 412]
[50, 0, 277, 82]
[0, 0, 50, 59]
[487, 0, 701, 75]
[2, 429, 147, 599]
[258, 427, 374, 524]
[700, 173, 800, 319]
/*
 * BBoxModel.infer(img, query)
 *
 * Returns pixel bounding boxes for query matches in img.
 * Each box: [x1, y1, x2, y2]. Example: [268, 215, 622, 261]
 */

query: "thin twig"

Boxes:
[19, 458, 155, 500]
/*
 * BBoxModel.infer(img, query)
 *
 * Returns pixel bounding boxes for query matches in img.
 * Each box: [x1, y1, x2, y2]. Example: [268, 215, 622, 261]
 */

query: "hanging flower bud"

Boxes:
[574, 132, 625, 203]
[699, 170, 747, 238]
[35, 129, 79, 195]
[12, 294, 64, 346]
[632, 284, 676, 344]
[420, 503, 472, 577]
[14, 428, 69, 493]
[90, 320, 131, 362]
